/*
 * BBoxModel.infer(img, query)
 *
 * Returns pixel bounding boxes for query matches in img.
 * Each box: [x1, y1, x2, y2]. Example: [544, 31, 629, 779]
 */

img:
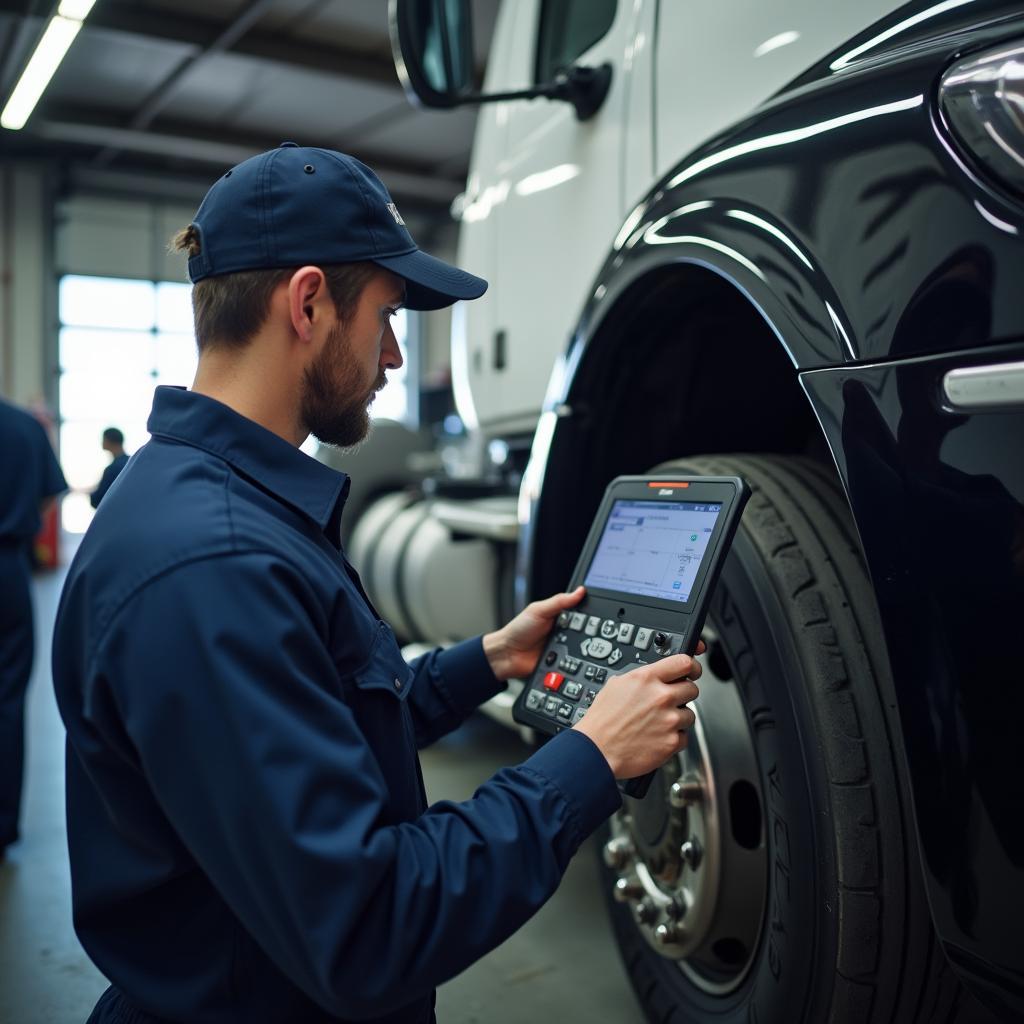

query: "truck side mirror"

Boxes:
[389, 0, 476, 109]
[389, 0, 612, 121]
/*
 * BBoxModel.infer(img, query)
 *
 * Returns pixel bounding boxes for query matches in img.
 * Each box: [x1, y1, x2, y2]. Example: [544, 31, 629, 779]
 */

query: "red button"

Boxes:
[543, 672, 564, 691]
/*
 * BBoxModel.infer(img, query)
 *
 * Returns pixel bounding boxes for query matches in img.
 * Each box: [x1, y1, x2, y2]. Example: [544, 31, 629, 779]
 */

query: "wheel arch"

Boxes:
[521, 254, 842, 602]
[518, 1, 1024, 604]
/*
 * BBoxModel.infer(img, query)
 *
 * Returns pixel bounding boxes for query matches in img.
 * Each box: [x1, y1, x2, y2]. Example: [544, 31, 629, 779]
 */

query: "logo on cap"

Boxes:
[386, 202, 405, 226]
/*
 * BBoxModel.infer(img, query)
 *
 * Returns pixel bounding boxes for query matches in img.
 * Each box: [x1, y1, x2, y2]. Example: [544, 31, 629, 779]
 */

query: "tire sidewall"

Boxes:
[602, 527, 838, 1023]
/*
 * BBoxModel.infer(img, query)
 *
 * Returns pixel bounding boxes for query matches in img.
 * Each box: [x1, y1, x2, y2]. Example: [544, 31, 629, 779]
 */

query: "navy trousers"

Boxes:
[87, 987, 172, 1023]
[0, 545, 33, 850]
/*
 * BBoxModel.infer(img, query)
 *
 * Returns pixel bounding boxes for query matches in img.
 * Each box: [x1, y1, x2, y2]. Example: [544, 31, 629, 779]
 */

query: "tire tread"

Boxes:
[618, 454, 983, 1024]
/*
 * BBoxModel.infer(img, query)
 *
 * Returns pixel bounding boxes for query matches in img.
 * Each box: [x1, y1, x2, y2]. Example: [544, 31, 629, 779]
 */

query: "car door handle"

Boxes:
[942, 360, 1024, 411]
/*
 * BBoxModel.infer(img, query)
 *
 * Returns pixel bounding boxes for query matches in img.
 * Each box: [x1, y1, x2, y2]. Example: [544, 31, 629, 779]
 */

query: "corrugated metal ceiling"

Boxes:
[0, 0, 500, 227]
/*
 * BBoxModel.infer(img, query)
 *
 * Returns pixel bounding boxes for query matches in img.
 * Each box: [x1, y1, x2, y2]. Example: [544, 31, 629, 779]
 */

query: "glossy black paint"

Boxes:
[802, 346, 1024, 1018]
[798, 344, 1024, 1015]
[571, 3, 1024, 371]
[787, 0, 1024, 94]
[521, 0, 1024, 1012]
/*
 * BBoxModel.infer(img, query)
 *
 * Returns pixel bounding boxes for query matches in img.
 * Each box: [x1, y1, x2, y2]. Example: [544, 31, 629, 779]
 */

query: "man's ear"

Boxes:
[287, 266, 328, 343]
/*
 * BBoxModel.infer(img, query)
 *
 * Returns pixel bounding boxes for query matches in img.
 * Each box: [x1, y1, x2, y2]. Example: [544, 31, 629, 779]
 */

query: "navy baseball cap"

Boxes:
[186, 143, 487, 311]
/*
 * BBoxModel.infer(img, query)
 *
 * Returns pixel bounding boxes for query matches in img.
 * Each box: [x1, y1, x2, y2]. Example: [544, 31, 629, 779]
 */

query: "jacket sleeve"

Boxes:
[31, 417, 67, 500]
[95, 551, 620, 1020]
[90, 463, 116, 509]
[404, 638, 507, 748]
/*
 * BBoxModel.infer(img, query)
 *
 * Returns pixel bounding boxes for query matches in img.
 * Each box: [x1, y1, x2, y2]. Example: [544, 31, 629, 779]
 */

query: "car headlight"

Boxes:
[939, 39, 1024, 200]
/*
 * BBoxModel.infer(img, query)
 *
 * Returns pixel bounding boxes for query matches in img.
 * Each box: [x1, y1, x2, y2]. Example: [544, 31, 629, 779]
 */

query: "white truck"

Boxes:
[337, 2, 1024, 1021]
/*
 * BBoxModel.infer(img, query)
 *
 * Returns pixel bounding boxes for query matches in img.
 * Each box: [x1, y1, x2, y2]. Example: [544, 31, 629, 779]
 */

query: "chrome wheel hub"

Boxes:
[604, 627, 768, 995]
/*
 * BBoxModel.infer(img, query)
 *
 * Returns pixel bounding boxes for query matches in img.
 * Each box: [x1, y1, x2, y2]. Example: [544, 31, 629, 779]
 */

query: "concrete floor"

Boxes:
[0, 552, 645, 1024]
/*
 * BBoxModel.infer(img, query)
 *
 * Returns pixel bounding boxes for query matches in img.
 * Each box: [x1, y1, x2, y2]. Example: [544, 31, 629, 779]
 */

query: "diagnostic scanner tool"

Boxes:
[513, 474, 750, 798]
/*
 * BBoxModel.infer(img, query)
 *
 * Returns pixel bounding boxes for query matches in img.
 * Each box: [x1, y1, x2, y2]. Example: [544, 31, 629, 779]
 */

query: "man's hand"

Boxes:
[483, 586, 586, 682]
[575, 654, 702, 779]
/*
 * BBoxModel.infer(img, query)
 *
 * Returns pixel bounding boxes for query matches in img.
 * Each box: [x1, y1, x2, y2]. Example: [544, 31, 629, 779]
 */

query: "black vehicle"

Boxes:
[388, 2, 1024, 1021]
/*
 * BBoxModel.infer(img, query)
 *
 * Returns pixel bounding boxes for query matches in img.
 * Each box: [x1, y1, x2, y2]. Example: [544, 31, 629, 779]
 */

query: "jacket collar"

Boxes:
[147, 386, 349, 533]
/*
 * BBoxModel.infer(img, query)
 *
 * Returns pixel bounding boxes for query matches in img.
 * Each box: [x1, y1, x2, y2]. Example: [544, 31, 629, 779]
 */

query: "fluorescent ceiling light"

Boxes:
[1, 1, 93, 132]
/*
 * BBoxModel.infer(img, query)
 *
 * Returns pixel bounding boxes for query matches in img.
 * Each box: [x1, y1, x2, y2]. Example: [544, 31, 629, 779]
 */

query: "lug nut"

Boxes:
[654, 922, 683, 945]
[613, 877, 642, 903]
[603, 836, 633, 870]
[680, 838, 703, 870]
[669, 777, 702, 808]
[632, 900, 656, 926]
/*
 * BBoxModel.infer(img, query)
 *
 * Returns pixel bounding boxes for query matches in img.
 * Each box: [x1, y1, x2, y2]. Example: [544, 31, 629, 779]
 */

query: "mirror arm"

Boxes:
[459, 63, 612, 121]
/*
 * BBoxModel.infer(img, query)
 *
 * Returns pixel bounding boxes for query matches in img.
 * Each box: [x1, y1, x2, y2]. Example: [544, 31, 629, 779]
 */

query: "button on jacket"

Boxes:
[53, 386, 620, 1024]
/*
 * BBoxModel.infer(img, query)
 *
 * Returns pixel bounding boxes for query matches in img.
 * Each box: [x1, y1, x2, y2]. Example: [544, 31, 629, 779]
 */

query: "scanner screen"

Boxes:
[584, 500, 722, 603]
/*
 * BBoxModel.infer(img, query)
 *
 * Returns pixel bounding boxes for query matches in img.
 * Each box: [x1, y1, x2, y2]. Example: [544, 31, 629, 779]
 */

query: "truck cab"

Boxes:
[334, 2, 1024, 1020]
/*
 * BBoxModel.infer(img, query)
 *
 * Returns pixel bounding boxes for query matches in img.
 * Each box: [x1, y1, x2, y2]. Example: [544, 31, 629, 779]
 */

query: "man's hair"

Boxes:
[103, 427, 124, 446]
[170, 225, 378, 352]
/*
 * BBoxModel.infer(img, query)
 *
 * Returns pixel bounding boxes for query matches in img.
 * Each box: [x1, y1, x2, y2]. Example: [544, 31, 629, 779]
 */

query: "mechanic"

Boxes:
[0, 397, 66, 860]
[89, 426, 130, 508]
[52, 144, 702, 1024]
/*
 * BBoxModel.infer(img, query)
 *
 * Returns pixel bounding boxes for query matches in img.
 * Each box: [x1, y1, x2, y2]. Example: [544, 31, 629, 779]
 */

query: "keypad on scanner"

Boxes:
[533, 613, 685, 723]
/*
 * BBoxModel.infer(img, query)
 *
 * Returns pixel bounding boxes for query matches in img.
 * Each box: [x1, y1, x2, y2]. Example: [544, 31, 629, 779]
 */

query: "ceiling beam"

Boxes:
[23, 102, 465, 211]
[59, 164, 450, 237]
[84, 1, 401, 87]
[2, 135, 456, 227]
[93, 0, 279, 165]
[51, 103, 463, 183]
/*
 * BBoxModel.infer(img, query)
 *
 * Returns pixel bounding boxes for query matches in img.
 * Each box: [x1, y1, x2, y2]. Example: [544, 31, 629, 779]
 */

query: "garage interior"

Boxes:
[4, 1, 1021, 1022]
[0, 0, 646, 1021]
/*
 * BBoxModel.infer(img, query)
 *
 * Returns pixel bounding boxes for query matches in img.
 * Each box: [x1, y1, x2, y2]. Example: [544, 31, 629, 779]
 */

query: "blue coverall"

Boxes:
[53, 386, 621, 1023]
[0, 398, 66, 852]
[89, 451, 129, 508]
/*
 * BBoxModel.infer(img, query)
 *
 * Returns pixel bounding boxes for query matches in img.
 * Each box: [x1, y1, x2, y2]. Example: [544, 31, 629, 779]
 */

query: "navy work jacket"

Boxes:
[0, 398, 66, 546]
[89, 451, 130, 509]
[53, 386, 620, 1024]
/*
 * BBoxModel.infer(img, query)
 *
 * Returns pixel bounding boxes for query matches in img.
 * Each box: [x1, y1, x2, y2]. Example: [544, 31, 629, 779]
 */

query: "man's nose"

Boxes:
[382, 322, 404, 371]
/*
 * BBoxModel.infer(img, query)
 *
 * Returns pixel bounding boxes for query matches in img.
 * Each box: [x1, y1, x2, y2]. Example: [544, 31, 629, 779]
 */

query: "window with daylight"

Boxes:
[58, 275, 198, 534]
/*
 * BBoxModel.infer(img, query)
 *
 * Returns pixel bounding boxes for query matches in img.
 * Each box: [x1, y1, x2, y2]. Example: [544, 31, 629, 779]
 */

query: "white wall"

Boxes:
[56, 195, 196, 284]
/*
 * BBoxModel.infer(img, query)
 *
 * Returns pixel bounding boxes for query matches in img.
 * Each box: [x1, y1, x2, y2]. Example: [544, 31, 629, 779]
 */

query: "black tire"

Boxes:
[599, 454, 995, 1024]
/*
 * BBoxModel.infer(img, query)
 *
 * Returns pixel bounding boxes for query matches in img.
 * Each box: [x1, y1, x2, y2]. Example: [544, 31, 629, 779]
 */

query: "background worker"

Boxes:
[89, 426, 129, 508]
[0, 397, 66, 860]
[52, 145, 702, 1024]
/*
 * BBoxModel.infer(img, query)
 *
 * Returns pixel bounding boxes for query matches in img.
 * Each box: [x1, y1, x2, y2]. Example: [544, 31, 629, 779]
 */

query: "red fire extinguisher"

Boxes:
[30, 403, 61, 570]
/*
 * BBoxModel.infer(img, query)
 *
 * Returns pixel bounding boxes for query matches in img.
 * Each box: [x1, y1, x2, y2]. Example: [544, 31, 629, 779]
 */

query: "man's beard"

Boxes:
[301, 321, 386, 449]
